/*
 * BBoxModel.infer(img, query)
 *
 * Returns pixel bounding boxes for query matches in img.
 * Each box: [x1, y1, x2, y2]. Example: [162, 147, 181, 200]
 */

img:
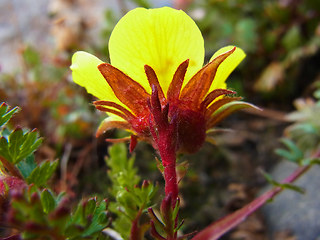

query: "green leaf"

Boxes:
[19, 130, 42, 159]
[8, 180, 109, 239]
[300, 158, 320, 166]
[0, 103, 19, 128]
[107, 143, 131, 172]
[8, 128, 24, 162]
[274, 148, 296, 162]
[282, 25, 302, 51]
[17, 154, 37, 178]
[261, 170, 304, 194]
[27, 160, 59, 186]
[41, 189, 56, 214]
[128, 0, 151, 8]
[0, 137, 11, 161]
[314, 89, 320, 99]
[290, 123, 317, 135]
[234, 18, 258, 53]
[85, 197, 98, 217]
[22, 46, 41, 67]
[64, 224, 84, 237]
[69, 201, 86, 227]
[0, 128, 42, 165]
[275, 138, 303, 163]
[106, 143, 157, 239]
[82, 199, 109, 237]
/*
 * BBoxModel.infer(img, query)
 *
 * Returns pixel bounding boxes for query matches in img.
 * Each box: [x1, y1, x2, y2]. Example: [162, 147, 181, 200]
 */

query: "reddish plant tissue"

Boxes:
[0, 176, 26, 195]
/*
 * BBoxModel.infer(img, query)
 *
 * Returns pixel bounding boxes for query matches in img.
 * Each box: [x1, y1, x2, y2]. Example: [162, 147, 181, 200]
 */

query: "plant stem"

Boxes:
[163, 161, 178, 203]
[131, 207, 143, 240]
[156, 120, 178, 205]
[191, 164, 311, 240]
[149, 85, 179, 205]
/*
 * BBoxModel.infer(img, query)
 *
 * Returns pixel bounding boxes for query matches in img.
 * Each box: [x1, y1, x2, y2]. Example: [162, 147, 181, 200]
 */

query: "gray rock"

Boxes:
[261, 161, 320, 240]
[0, 0, 120, 73]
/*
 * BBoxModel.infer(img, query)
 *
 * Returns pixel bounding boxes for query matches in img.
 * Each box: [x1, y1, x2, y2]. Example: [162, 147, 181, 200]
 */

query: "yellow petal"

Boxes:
[109, 7, 204, 95]
[208, 46, 246, 91]
[70, 51, 119, 102]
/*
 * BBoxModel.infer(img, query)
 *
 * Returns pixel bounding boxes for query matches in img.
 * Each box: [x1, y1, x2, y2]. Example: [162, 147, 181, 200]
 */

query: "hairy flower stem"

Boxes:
[149, 85, 179, 206]
[148, 86, 179, 239]
[160, 142, 178, 205]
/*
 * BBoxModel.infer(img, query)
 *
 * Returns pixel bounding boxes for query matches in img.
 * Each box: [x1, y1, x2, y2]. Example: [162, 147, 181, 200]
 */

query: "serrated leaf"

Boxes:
[19, 130, 39, 155]
[0, 137, 11, 161]
[106, 143, 157, 238]
[82, 200, 109, 237]
[107, 143, 130, 172]
[97, 211, 109, 225]
[17, 131, 43, 163]
[41, 189, 56, 214]
[8, 128, 24, 163]
[27, 160, 58, 186]
[17, 154, 37, 178]
[85, 197, 97, 217]
[70, 201, 86, 226]
[0, 128, 42, 165]
[0, 103, 19, 128]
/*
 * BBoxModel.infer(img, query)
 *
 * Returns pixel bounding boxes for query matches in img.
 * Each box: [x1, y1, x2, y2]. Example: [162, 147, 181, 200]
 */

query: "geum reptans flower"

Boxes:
[70, 7, 254, 154]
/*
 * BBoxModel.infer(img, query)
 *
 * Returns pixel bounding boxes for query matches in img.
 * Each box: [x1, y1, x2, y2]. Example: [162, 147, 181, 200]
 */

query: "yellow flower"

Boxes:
[70, 7, 252, 153]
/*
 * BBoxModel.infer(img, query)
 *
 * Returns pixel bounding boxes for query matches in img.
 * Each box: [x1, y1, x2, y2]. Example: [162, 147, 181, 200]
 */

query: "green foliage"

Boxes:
[106, 143, 158, 239]
[8, 185, 110, 240]
[260, 170, 304, 194]
[2, 1, 320, 238]
[0, 103, 19, 128]
[275, 138, 304, 163]
[0, 128, 42, 165]
[40, 188, 56, 214]
[0, 45, 98, 145]
[0, 102, 56, 188]
[26, 159, 59, 187]
[275, 87, 320, 166]
[129, 0, 151, 8]
[149, 197, 184, 240]
[194, 0, 260, 55]
[0, 103, 42, 166]
[0, 103, 112, 239]
[192, 0, 320, 98]
[21, 45, 67, 83]
[67, 197, 110, 238]
[17, 155, 37, 178]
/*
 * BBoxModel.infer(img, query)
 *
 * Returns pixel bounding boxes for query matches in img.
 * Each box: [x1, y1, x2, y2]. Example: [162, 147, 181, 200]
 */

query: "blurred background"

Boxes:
[1, 0, 320, 239]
